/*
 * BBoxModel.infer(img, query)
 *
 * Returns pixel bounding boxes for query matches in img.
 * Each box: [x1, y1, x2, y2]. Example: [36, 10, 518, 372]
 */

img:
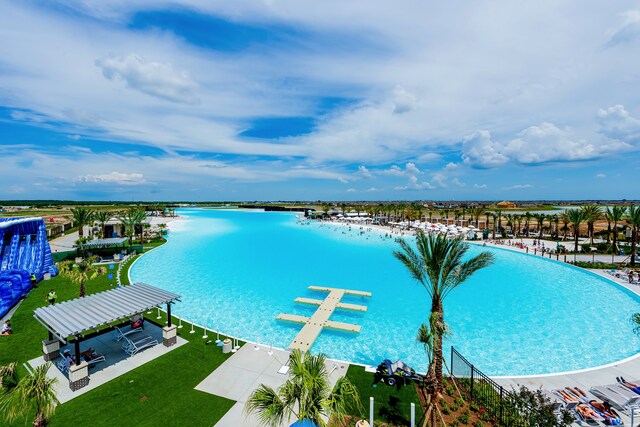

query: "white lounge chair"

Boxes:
[591, 386, 640, 411]
[122, 334, 158, 356]
[113, 325, 143, 341]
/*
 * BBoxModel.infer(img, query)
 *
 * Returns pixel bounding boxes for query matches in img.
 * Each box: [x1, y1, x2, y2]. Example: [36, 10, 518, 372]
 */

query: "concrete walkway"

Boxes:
[195, 344, 350, 427]
[29, 323, 187, 403]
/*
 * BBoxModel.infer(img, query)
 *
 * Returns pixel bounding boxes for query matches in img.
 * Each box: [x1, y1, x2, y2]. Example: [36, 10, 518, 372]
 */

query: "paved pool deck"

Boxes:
[29, 323, 187, 404]
[195, 343, 350, 427]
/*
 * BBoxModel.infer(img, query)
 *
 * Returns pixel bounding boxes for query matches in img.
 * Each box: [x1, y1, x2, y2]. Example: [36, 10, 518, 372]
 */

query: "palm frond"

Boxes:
[245, 384, 288, 427]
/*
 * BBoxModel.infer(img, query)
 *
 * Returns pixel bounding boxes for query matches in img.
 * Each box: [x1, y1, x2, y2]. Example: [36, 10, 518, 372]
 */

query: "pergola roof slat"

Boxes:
[34, 283, 181, 339]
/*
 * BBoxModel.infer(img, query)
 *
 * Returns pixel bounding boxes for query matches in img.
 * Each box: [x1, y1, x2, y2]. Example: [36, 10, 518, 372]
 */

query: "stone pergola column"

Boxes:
[163, 325, 177, 347]
[69, 361, 89, 391]
[42, 339, 60, 361]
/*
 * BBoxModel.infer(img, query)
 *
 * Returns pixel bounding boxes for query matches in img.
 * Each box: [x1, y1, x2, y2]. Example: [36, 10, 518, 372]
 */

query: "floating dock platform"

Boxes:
[276, 286, 371, 352]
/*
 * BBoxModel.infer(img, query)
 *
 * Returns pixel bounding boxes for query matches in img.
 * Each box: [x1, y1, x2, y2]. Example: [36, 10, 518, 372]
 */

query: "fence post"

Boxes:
[499, 386, 504, 424]
[470, 365, 474, 399]
[369, 397, 374, 427]
[411, 402, 415, 427]
[451, 347, 454, 377]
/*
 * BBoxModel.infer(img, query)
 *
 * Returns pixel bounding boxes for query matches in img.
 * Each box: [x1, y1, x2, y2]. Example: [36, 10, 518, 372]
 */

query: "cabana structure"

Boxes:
[34, 282, 180, 390]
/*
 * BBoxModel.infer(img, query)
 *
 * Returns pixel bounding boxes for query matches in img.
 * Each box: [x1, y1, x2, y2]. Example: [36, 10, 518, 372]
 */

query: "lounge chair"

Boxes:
[113, 324, 143, 341]
[591, 386, 640, 411]
[606, 383, 640, 399]
[122, 334, 158, 356]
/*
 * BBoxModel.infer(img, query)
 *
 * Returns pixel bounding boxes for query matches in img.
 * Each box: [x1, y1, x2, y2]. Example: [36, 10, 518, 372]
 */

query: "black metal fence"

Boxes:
[450, 347, 524, 426]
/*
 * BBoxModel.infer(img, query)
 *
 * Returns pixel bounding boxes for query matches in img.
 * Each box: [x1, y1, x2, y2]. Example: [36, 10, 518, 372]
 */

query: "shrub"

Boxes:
[475, 422, 485, 427]
[458, 413, 470, 424]
[451, 421, 460, 427]
[442, 406, 451, 415]
[455, 397, 465, 406]
[470, 402, 479, 412]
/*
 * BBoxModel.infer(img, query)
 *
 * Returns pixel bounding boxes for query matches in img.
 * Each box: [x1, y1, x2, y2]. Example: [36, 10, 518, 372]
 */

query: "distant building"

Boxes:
[496, 201, 517, 209]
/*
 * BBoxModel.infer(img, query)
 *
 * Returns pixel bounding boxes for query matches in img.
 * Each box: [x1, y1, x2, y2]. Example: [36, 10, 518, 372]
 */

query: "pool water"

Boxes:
[130, 208, 640, 376]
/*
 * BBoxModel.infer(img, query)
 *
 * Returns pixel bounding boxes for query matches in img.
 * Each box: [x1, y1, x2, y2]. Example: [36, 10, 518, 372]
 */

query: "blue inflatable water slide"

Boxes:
[0, 217, 58, 318]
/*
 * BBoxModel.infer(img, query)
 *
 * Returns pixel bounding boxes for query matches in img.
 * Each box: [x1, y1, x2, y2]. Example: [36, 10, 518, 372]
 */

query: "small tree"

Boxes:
[504, 386, 573, 427]
[58, 256, 106, 297]
[245, 349, 361, 427]
[0, 362, 59, 427]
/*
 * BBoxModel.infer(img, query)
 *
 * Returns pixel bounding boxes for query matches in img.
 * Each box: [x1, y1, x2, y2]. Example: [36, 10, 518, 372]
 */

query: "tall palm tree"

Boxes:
[533, 213, 546, 239]
[524, 211, 532, 237]
[495, 209, 503, 236]
[491, 213, 498, 239]
[551, 214, 560, 239]
[606, 206, 627, 262]
[581, 206, 603, 246]
[69, 207, 95, 239]
[559, 212, 570, 241]
[627, 206, 640, 268]
[0, 363, 59, 427]
[94, 210, 112, 239]
[58, 256, 106, 297]
[245, 349, 360, 427]
[566, 209, 586, 261]
[393, 233, 494, 394]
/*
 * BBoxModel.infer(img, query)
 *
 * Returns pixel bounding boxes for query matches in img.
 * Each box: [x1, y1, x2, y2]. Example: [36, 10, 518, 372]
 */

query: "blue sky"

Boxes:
[0, 1, 639, 201]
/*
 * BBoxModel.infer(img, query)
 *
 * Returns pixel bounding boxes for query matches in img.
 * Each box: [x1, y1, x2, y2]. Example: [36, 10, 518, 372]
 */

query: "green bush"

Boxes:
[458, 413, 470, 424]
[475, 422, 485, 427]
[441, 406, 451, 415]
[469, 402, 479, 412]
[451, 420, 459, 427]
[455, 397, 465, 406]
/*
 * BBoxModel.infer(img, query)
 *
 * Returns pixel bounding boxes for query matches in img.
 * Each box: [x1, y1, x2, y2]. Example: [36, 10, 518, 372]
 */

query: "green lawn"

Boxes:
[1, 242, 239, 427]
[345, 365, 423, 426]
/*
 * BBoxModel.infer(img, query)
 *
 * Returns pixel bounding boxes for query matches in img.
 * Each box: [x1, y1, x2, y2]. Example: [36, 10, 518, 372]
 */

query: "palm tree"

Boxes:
[495, 209, 503, 236]
[58, 256, 106, 297]
[551, 214, 560, 239]
[69, 207, 95, 239]
[581, 206, 602, 246]
[491, 213, 498, 239]
[393, 233, 494, 395]
[559, 212, 570, 241]
[627, 206, 640, 268]
[533, 213, 546, 239]
[606, 206, 627, 262]
[245, 349, 361, 427]
[0, 362, 18, 391]
[0, 363, 59, 427]
[94, 210, 112, 239]
[566, 209, 586, 261]
[523, 211, 532, 237]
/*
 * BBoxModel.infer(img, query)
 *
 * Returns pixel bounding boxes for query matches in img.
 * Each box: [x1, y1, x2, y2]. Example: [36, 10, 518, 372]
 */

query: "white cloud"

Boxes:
[462, 131, 508, 168]
[338, 177, 349, 183]
[451, 177, 466, 187]
[606, 10, 640, 47]
[96, 54, 199, 104]
[504, 184, 533, 190]
[392, 86, 417, 114]
[395, 175, 435, 191]
[380, 162, 422, 176]
[597, 104, 640, 144]
[75, 171, 148, 185]
[346, 188, 357, 192]
[473, 183, 487, 189]
[415, 153, 441, 164]
[595, 173, 606, 178]
[356, 165, 373, 178]
[365, 187, 379, 192]
[504, 122, 598, 164]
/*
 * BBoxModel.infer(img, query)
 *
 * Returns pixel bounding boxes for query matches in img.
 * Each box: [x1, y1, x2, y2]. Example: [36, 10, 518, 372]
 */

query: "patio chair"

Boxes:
[122, 334, 158, 356]
[591, 386, 640, 411]
[113, 324, 143, 341]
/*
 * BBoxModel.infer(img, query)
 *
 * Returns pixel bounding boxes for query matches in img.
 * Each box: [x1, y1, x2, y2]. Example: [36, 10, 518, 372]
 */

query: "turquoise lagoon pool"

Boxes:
[130, 208, 640, 376]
